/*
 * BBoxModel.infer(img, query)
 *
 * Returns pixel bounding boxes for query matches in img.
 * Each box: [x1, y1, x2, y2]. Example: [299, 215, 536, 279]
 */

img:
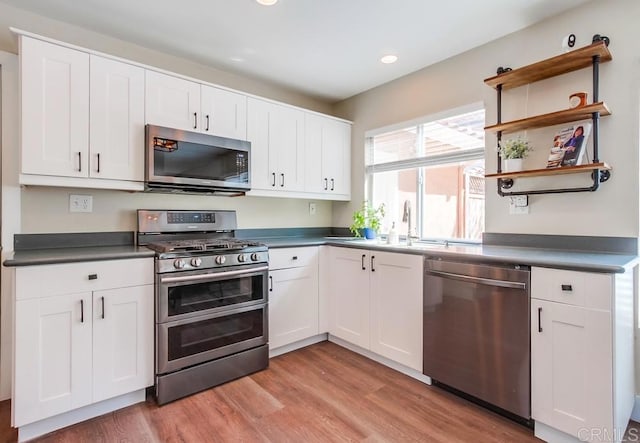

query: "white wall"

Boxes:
[332, 0, 640, 239]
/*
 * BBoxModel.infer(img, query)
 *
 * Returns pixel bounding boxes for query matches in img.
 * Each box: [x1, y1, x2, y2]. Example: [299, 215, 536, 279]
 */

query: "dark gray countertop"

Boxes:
[4, 233, 637, 274]
[3, 245, 155, 267]
[262, 237, 638, 273]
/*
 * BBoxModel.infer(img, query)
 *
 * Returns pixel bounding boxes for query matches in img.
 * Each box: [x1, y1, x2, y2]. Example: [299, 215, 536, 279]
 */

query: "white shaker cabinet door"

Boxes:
[369, 252, 423, 371]
[92, 285, 154, 403]
[321, 118, 350, 197]
[271, 104, 305, 192]
[200, 85, 247, 140]
[145, 70, 201, 132]
[328, 248, 371, 349]
[21, 37, 89, 177]
[89, 56, 145, 181]
[14, 293, 93, 427]
[531, 298, 613, 438]
[269, 266, 319, 349]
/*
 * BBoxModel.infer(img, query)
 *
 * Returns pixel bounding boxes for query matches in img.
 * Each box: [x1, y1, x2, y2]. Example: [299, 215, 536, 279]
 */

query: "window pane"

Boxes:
[421, 159, 485, 241]
[371, 169, 417, 234]
[368, 128, 417, 165]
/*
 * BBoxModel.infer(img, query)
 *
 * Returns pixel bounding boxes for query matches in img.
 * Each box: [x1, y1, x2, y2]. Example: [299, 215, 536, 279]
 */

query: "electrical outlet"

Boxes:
[309, 202, 317, 216]
[70, 194, 93, 213]
[509, 196, 529, 215]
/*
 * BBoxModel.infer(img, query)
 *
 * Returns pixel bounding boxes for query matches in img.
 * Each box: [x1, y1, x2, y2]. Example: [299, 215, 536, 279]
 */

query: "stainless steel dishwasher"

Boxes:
[423, 259, 531, 422]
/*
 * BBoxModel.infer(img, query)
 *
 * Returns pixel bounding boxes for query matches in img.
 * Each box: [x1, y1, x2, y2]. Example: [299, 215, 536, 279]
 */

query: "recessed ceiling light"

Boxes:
[256, 0, 278, 5]
[380, 55, 398, 64]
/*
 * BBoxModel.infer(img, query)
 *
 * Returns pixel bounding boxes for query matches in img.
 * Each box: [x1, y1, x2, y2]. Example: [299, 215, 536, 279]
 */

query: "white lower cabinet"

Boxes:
[328, 247, 423, 371]
[13, 258, 154, 429]
[268, 247, 319, 350]
[531, 267, 634, 443]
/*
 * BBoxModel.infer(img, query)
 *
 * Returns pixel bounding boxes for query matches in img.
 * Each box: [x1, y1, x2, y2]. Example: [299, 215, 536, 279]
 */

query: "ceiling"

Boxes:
[0, 0, 590, 102]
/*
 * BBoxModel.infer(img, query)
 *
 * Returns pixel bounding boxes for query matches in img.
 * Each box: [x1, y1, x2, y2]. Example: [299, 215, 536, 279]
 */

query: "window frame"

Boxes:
[365, 102, 485, 242]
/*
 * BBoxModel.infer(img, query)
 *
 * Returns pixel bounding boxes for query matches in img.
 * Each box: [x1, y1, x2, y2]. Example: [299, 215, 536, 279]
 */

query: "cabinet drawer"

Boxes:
[16, 258, 154, 301]
[531, 267, 612, 311]
[269, 247, 318, 270]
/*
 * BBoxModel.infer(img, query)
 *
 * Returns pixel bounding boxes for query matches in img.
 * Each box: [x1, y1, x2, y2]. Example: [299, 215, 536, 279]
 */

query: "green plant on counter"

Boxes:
[498, 136, 532, 159]
[349, 201, 385, 237]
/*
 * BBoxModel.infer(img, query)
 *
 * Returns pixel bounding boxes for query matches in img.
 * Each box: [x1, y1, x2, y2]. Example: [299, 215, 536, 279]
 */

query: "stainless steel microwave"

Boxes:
[145, 125, 251, 195]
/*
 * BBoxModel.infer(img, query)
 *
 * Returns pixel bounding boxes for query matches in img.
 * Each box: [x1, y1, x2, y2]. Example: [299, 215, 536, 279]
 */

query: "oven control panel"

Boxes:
[157, 249, 269, 273]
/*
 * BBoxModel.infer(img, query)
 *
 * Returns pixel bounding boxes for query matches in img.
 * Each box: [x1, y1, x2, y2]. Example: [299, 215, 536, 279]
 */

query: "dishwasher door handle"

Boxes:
[426, 269, 527, 290]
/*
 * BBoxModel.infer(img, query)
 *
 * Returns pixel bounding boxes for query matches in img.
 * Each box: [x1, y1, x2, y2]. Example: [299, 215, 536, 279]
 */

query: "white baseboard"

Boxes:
[269, 333, 328, 358]
[328, 335, 432, 385]
[17, 389, 146, 442]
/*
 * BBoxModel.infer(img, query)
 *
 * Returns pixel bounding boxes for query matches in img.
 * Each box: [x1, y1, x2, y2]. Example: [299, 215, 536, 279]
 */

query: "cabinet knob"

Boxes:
[88, 274, 98, 280]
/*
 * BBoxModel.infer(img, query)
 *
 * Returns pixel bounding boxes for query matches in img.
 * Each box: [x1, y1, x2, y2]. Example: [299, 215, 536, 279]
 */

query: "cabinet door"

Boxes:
[370, 252, 423, 371]
[323, 119, 350, 196]
[269, 266, 319, 349]
[89, 56, 145, 181]
[272, 104, 305, 192]
[304, 113, 325, 194]
[247, 98, 274, 190]
[200, 85, 247, 140]
[14, 293, 92, 427]
[145, 70, 201, 131]
[21, 37, 89, 177]
[92, 285, 154, 402]
[531, 299, 613, 437]
[328, 247, 370, 348]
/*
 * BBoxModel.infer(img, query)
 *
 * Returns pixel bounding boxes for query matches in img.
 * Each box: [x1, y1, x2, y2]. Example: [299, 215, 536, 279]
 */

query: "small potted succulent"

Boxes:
[498, 137, 532, 172]
[350, 201, 385, 239]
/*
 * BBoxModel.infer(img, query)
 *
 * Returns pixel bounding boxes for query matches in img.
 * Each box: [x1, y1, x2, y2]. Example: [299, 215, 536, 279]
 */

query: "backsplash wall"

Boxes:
[20, 187, 333, 233]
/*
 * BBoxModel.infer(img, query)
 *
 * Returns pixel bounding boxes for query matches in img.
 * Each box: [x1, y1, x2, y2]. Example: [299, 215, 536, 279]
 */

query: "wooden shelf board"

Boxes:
[485, 162, 611, 180]
[485, 102, 610, 134]
[484, 41, 612, 90]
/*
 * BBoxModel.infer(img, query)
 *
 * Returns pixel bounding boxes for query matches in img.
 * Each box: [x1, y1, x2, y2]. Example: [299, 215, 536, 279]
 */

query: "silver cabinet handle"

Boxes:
[280, 173, 285, 187]
[330, 178, 335, 191]
[269, 275, 273, 292]
[205, 114, 210, 131]
[272, 173, 276, 187]
[324, 178, 328, 190]
[371, 255, 375, 272]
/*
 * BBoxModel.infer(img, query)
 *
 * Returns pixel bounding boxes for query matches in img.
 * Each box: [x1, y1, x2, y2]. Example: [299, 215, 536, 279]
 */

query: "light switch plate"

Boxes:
[509, 196, 529, 215]
[70, 194, 93, 213]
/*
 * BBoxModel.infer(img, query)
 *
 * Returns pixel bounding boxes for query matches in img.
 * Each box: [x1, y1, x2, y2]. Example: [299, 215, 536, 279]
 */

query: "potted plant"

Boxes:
[350, 201, 385, 239]
[498, 137, 532, 172]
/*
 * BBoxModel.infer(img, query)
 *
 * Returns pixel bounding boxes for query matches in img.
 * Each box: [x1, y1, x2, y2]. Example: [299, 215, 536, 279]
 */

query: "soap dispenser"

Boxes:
[387, 222, 399, 245]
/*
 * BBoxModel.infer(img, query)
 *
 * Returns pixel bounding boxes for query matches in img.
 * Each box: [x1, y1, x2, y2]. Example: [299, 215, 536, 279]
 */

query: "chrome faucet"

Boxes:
[402, 200, 412, 246]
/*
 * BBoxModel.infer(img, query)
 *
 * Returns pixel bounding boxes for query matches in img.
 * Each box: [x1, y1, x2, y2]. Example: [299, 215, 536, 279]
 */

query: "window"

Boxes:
[366, 105, 485, 241]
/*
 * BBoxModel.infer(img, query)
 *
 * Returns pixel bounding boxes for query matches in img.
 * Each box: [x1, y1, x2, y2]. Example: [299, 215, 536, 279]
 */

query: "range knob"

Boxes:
[191, 257, 203, 267]
[237, 254, 246, 263]
[215, 255, 227, 265]
[250, 253, 260, 262]
[173, 259, 186, 269]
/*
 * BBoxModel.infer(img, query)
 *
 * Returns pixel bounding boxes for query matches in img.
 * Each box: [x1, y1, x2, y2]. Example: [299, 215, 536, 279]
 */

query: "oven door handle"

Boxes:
[160, 266, 269, 284]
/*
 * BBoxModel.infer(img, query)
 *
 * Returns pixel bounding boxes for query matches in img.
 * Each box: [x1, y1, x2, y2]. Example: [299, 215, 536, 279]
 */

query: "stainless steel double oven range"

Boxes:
[137, 210, 269, 405]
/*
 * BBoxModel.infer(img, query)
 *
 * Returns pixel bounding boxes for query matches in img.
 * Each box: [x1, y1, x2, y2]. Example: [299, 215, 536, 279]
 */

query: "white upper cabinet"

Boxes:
[146, 71, 248, 140]
[145, 70, 201, 132]
[200, 85, 247, 140]
[304, 113, 351, 199]
[21, 37, 90, 177]
[89, 56, 145, 181]
[247, 97, 305, 193]
[20, 36, 144, 189]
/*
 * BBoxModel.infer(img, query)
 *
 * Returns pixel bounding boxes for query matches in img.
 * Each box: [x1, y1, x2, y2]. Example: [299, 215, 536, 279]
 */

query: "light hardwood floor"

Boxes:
[0, 341, 634, 442]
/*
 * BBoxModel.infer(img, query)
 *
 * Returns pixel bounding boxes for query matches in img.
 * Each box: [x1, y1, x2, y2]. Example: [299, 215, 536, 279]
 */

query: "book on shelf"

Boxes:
[546, 122, 592, 168]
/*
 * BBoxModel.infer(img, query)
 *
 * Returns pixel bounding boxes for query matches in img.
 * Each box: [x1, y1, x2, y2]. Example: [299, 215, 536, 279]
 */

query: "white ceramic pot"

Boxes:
[503, 158, 523, 172]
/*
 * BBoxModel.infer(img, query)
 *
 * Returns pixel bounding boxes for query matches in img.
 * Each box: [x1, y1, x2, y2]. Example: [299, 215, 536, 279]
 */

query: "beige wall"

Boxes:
[0, 2, 336, 234]
[332, 0, 640, 239]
